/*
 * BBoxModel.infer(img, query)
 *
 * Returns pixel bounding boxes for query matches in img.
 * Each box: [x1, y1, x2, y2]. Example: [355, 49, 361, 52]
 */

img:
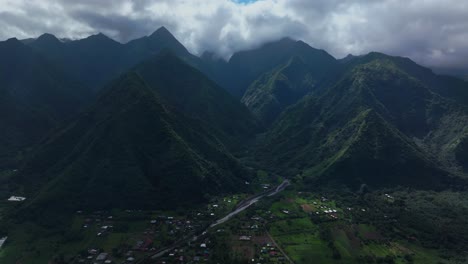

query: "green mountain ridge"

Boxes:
[15, 72, 251, 222]
[0, 38, 91, 167]
[227, 37, 338, 97]
[29, 27, 197, 91]
[257, 55, 468, 188]
[133, 51, 262, 146]
[241, 56, 322, 125]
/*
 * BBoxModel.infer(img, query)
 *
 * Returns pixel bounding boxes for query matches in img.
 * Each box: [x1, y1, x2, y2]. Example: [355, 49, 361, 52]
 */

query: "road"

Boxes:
[148, 179, 290, 260]
[211, 179, 290, 228]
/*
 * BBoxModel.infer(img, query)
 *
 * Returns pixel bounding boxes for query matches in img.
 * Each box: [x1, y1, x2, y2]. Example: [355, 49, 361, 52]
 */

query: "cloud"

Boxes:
[0, 0, 467, 71]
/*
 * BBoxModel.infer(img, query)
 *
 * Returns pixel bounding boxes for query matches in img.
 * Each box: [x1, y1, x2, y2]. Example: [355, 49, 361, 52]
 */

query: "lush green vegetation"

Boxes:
[0, 27, 467, 263]
[257, 56, 468, 189]
[0, 38, 91, 168]
[10, 72, 255, 223]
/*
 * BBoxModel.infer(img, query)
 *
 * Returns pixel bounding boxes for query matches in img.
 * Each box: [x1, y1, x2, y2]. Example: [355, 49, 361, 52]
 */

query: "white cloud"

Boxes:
[0, 0, 467, 71]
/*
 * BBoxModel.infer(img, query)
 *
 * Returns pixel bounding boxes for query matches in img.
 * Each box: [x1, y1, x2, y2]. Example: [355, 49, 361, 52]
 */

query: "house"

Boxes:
[88, 249, 99, 255]
[239, 236, 251, 241]
[0, 236, 7, 249]
[96, 252, 108, 261]
[7, 196, 26, 202]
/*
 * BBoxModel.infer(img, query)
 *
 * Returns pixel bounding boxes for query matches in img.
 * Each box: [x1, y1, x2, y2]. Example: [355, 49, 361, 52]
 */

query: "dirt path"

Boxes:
[265, 230, 294, 264]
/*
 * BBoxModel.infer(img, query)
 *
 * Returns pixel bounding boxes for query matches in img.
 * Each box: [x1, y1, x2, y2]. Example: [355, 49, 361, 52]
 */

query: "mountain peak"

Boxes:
[35, 33, 61, 46]
[86, 32, 115, 42]
[1, 37, 23, 49]
[37, 33, 59, 41]
[5, 37, 20, 44]
[150, 26, 174, 38]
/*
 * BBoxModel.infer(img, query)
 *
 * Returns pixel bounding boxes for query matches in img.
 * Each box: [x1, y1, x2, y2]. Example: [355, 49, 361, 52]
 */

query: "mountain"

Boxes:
[226, 37, 337, 97]
[133, 51, 261, 146]
[343, 52, 468, 104]
[30, 32, 124, 90]
[28, 29, 338, 100]
[0, 38, 91, 167]
[257, 54, 468, 188]
[28, 27, 203, 91]
[125, 26, 193, 62]
[15, 72, 252, 222]
[241, 56, 323, 125]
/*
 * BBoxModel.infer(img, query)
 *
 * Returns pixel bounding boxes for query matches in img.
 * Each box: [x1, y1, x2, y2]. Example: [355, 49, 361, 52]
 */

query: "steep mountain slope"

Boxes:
[241, 56, 322, 125]
[133, 52, 261, 146]
[16, 73, 251, 220]
[124, 26, 195, 65]
[258, 56, 468, 188]
[0, 38, 91, 167]
[226, 38, 337, 97]
[343, 52, 468, 104]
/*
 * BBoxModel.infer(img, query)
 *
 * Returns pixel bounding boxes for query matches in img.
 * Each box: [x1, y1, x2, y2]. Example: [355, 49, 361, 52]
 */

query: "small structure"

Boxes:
[96, 252, 108, 261]
[88, 249, 99, 255]
[239, 236, 251, 241]
[7, 196, 26, 202]
[0, 237, 7, 249]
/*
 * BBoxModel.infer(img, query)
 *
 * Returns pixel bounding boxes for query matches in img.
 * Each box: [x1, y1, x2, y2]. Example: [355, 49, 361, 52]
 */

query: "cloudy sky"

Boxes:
[1, 0, 467, 72]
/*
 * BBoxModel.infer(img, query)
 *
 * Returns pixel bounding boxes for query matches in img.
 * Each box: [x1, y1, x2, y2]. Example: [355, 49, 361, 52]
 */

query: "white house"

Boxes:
[7, 196, 26, 202]
[0, 237, 7, 249]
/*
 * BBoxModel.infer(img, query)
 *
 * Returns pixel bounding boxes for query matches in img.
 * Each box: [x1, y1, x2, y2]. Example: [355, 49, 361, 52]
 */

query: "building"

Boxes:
[7, 196, 26, 202]
[96, 252, 108, 261]
[0, 237, 7, 249]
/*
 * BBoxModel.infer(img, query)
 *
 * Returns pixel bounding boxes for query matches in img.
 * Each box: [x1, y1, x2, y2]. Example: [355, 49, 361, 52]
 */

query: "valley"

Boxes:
[0, 22, 467, 264]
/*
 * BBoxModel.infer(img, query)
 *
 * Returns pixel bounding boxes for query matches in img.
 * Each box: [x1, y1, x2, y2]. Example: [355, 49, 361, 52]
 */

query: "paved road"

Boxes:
[149, 179, 291, 260]
[211, 179, 290, 228]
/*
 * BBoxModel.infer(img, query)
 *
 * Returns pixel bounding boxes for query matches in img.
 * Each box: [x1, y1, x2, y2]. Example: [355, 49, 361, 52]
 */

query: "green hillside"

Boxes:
[0, 38, 91, 167]
[258, 56, 468, 187]
[134, 51, 261, 146]
[242, 56, 322, 125]
[226, 37, 337, 97]
[15, 73, 251, 223]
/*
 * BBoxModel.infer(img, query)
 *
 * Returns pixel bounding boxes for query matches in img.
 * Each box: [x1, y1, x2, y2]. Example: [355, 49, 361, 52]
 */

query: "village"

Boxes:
[0, 176, 434, 264]
[63, 193, 251, 264]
